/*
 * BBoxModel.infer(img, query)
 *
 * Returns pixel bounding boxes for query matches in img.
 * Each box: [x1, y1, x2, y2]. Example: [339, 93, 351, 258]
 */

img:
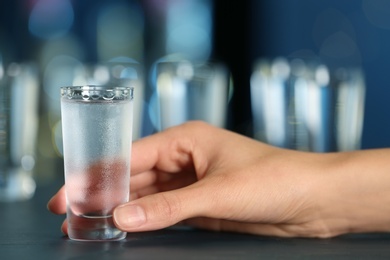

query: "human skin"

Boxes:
[48, 121, 390, 238]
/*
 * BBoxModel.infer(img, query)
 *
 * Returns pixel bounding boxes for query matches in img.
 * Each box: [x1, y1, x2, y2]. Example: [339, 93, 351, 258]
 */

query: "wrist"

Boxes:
[314, 149, 390, 237]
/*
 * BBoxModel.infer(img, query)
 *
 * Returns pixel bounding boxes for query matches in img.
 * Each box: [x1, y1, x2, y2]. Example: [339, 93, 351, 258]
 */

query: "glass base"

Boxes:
[69, 228, 126, 242]
[67, 212, 126, 241]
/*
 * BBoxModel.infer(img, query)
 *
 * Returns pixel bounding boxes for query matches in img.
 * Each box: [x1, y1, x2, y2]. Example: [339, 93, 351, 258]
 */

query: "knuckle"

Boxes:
[156, 192, 182, 223]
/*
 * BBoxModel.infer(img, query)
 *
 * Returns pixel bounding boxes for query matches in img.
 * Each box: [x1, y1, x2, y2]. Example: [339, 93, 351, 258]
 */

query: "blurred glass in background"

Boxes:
[0, 61, 39, 201]
[251, 57, 365, 152]
[143, 0, 225, 132]
[152, 60, 231, 130]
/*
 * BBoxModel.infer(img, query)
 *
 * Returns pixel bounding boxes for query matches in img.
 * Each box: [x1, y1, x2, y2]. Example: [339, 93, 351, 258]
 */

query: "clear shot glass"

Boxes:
[60, 85, 134, 241]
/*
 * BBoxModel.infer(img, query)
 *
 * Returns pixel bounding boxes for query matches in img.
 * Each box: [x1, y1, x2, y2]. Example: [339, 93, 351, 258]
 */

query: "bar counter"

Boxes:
[1, 180, 390, 259]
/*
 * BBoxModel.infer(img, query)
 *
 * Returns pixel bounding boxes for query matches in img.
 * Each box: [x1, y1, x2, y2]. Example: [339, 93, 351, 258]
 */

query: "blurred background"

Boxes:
[1, 0, 390, 190]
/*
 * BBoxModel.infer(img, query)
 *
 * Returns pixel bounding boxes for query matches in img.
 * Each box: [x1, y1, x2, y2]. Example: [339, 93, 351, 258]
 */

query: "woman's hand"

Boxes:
[48, 121, 390, 238]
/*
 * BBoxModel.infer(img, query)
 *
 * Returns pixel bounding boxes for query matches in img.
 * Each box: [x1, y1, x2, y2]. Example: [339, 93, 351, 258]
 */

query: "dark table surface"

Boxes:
[1, 180, 390, 260]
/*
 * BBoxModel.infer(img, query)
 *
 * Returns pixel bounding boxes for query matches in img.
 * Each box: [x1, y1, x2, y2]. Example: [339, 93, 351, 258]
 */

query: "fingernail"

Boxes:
[114, 204, 146, 229]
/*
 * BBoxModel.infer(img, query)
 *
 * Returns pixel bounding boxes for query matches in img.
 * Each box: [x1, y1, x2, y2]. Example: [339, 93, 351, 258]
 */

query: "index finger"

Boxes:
[131, 124, 196, 175]
[130, 121, 238, 178]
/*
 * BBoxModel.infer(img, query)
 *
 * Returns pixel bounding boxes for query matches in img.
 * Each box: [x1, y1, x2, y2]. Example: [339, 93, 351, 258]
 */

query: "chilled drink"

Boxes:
[61, 85, 133, 241]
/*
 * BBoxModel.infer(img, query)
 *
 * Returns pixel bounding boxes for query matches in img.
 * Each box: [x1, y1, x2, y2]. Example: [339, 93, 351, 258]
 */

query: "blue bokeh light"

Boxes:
[28, 0, 74, 39]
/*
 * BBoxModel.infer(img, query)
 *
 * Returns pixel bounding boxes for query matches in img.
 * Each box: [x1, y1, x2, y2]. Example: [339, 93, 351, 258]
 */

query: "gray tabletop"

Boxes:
[1, 181, 390, 260]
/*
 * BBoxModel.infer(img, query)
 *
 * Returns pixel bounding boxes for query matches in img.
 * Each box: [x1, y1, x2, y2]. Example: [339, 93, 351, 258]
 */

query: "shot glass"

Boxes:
[60, 85, 134, 241]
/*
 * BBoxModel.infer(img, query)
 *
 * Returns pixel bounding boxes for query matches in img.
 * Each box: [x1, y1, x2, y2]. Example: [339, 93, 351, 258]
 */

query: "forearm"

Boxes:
[315, 148, 390, 237]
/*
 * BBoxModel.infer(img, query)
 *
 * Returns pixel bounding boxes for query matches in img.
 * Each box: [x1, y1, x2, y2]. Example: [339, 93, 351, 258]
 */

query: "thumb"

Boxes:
[113, 185, 207, 232]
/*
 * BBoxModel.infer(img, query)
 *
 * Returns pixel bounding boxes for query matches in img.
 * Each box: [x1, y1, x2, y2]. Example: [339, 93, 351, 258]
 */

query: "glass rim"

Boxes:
[60, 85, 134, 102]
